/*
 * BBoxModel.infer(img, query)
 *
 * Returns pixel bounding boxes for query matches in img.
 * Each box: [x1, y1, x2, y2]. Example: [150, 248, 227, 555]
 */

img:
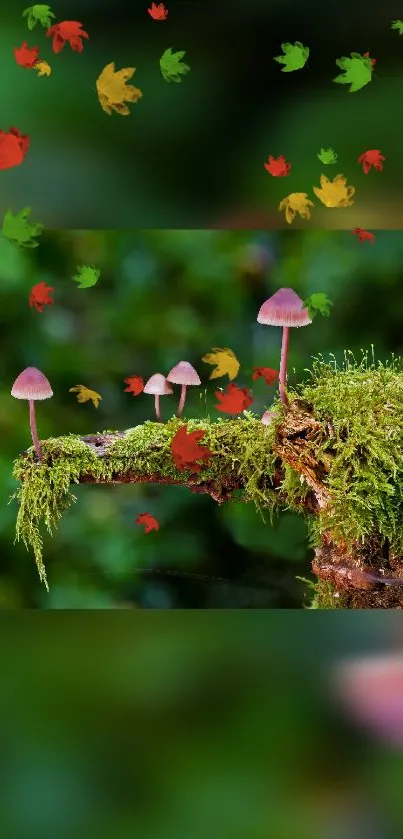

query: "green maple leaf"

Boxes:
[1, 208, 44, 247]
[72, 265, 101, 288]
[302, 293, 333, 320]
[22, 4, 55, 30]
[273, 41, 309, 72]
[333, 52, 373, 92]
[317, 147, 338, 165]
[160, 48, 190, 83]
[391, 19, 403, 35]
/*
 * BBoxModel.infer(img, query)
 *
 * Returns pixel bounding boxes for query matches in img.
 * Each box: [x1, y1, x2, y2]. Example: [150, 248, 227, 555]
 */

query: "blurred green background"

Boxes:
[3, 228, 403, 608]
[1, 1, 403, 227]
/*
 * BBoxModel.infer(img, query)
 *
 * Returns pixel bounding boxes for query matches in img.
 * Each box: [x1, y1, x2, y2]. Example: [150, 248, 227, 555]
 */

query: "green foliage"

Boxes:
[71, 264, 101, 288]
[317, 147, 338, 165]
[1, 207, 44, 248]
[22, 4, 55, 30]
[391, 19, 403, 35]
[333, 52, 373, 92]
[273, 41, 309, 72]
[160, 48, 190, 82]
[302, 293, 333, 320]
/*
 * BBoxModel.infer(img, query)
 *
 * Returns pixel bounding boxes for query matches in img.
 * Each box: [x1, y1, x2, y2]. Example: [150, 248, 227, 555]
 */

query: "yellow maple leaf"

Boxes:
[69, 385, 102, 408]
[33, 60, 51, 76]
[96, 62, 142, 116]
[201, 347, 240, 381]
[313, 174, 355, 208]
[278, 192, 314, 224]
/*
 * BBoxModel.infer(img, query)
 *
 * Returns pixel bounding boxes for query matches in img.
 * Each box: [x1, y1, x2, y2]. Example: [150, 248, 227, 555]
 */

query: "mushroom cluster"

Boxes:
[144, 360, 201, 421]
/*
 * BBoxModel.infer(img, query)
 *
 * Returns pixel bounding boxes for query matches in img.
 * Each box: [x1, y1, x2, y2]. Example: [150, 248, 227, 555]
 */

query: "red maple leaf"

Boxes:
[263, 155, 291, 177]
[14, 41, 40, 68]
[351, 227, 374, 244]
[148, 2, 169, 19]
[214, 383, 253, 415]
[46, 21, 89, 54]
[124, 375, 144, 396]
[357, 149, 385, 174]
[252, 367, 279, 385]
[0, 127, 30, 170]
[29, 282, 54, 312]
[171, 424, 213, 473]
[135, 512, 160, 534]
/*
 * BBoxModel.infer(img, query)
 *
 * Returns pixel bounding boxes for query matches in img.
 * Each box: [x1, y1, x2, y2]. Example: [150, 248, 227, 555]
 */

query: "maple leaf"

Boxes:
[313, 174, 355, 208]
[46, 21, 89, 53]
[301, 293, 333, 320]
[252, 367, 279, 386]
[135, 513, 160, 534]
[273, 41, 309, 72]
[160, 48, 190, 82]
[171, 425, 213, 473]
[317, 147, 337, 165]
[201, 347, 240, 381]
[351, 227, 374, 244]
[29, 281, 54, 312]
[278, 193, 314, 224]
[33, 60, 51, 76]
[333, 52, 373, 92]
[72, 265, 100, 288]
[22, 5, 55, 30]
[96, 62, 143, 116]
[0, 127, 30, 170]
[124, 375, 145, 396]
[357, 149, 385, 174]
[148, 2, 168, 19]
[391, 19, 403, 35]
[69, 385, 102, 408]
[263, 154, 291, 176]
[1, 207, 43, 247]
[14, 41, 40, 68]
[214, 383, 253, 415]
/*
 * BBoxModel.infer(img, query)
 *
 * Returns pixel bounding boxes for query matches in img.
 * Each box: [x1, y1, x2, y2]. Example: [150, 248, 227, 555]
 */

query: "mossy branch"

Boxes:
[11, 354, 403, 607]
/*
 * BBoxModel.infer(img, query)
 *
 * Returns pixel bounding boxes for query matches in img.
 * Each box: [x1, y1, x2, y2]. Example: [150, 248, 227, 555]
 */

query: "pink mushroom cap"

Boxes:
[11, 367, 53, 400]
[257, 288, 311, 328]
[166, 361, 201, 386]
[144, 373, 173, 395]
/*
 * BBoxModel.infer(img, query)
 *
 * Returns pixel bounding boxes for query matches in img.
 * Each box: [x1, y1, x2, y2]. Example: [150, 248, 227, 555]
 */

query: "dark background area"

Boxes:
[1, 0, 403, 226]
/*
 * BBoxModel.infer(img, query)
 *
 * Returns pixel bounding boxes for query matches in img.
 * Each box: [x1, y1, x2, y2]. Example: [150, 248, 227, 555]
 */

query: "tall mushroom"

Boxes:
[143, 373, 173, 421]
[166, 361, 200, 417]
[11, 367, 53, 460]
[257, 288, 311, 408]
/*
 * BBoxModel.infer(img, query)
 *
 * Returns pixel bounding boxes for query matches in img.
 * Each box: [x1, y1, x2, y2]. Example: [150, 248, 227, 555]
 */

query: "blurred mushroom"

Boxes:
[167, 361, 201, 417]
[257, 288, 311, 407]
[11, 366, 53, 460]
[143, 373, 173, 422]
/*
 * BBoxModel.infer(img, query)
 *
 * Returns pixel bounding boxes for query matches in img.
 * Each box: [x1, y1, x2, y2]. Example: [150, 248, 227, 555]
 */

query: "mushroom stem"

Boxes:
[279, 326, 290, 407]
[154, 394, 162, 422]
[177, 384, 187, 417]
[29, 399, 42, 460]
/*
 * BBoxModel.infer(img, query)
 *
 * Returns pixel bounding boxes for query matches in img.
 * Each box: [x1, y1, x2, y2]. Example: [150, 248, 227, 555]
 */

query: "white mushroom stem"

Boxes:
[177, 384, 187, 417]
[29, 400, 42, 460]
[279, 326, 290, 407]
[154, 394, 162, 422]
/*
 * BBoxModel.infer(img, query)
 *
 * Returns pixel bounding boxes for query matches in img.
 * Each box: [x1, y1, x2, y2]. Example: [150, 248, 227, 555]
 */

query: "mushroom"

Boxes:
[261, 410, 273, 425]
[257, 288, 311, 408]
[11, 366, 53, 460]
[143, 373, 173, 421]
[166, 361, 201, 417]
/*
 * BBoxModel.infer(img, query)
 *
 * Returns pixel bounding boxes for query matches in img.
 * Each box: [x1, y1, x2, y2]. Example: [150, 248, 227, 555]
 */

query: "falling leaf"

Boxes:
[317, 147, 337, 165]
[351, 227, 374, 244]
[160, 48, 190, 82]
[22, 5, 55, 30]
[1, 207, 43, 247]
[33, 59, 51, 76]
[313, 174, 355, 208]
[263, 155, 291, 176]
[14, 41, 40, 68]
[69, 385, 102, 408]
[72, 265, 100, 288]
[46, 20, 89, 53]
[124, 375, 145, 396]
[0, 127, 30, 170]
[29, 281, 54, 312]
[391, 20, 403, 35]
[279, 193, 314, 224]
[96, 62, 143, 116]
[214, 383, 253, 415]
[171, 424, 213, 473]
[148, 2, 168, 19]
[301, 293, 333, 320]
[273, 41, 309, 72]
[252, 367, 279, 386]
[333, 52, 373, 92]
[135, 513, 160, 533]
[357, 149, 385, 174]
[201, 348, 240, 381]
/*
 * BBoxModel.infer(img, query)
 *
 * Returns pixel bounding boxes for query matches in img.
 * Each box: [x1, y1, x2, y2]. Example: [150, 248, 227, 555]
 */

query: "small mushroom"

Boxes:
[143, 373, 173, 421]
[11, 366, 53, 460]
[261, 410, 273, 425]
[166, 361, 201, 417]
[257, 288, 311, 408]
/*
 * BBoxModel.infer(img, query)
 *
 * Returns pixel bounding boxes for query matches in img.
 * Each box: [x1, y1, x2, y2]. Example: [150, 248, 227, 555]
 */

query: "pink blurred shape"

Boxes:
[333, 654, 403, 746]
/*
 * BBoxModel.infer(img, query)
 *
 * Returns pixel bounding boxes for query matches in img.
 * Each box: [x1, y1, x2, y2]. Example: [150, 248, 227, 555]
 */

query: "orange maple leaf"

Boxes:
[124, 375, 144, 396]
[148, 3, 169, 20]
[135, 513, 160, 533]
[29, 282, 54, 312]
[171, 424, 213, 473]
[214, 383, 253, 415]
[252, 367, 279, 385]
